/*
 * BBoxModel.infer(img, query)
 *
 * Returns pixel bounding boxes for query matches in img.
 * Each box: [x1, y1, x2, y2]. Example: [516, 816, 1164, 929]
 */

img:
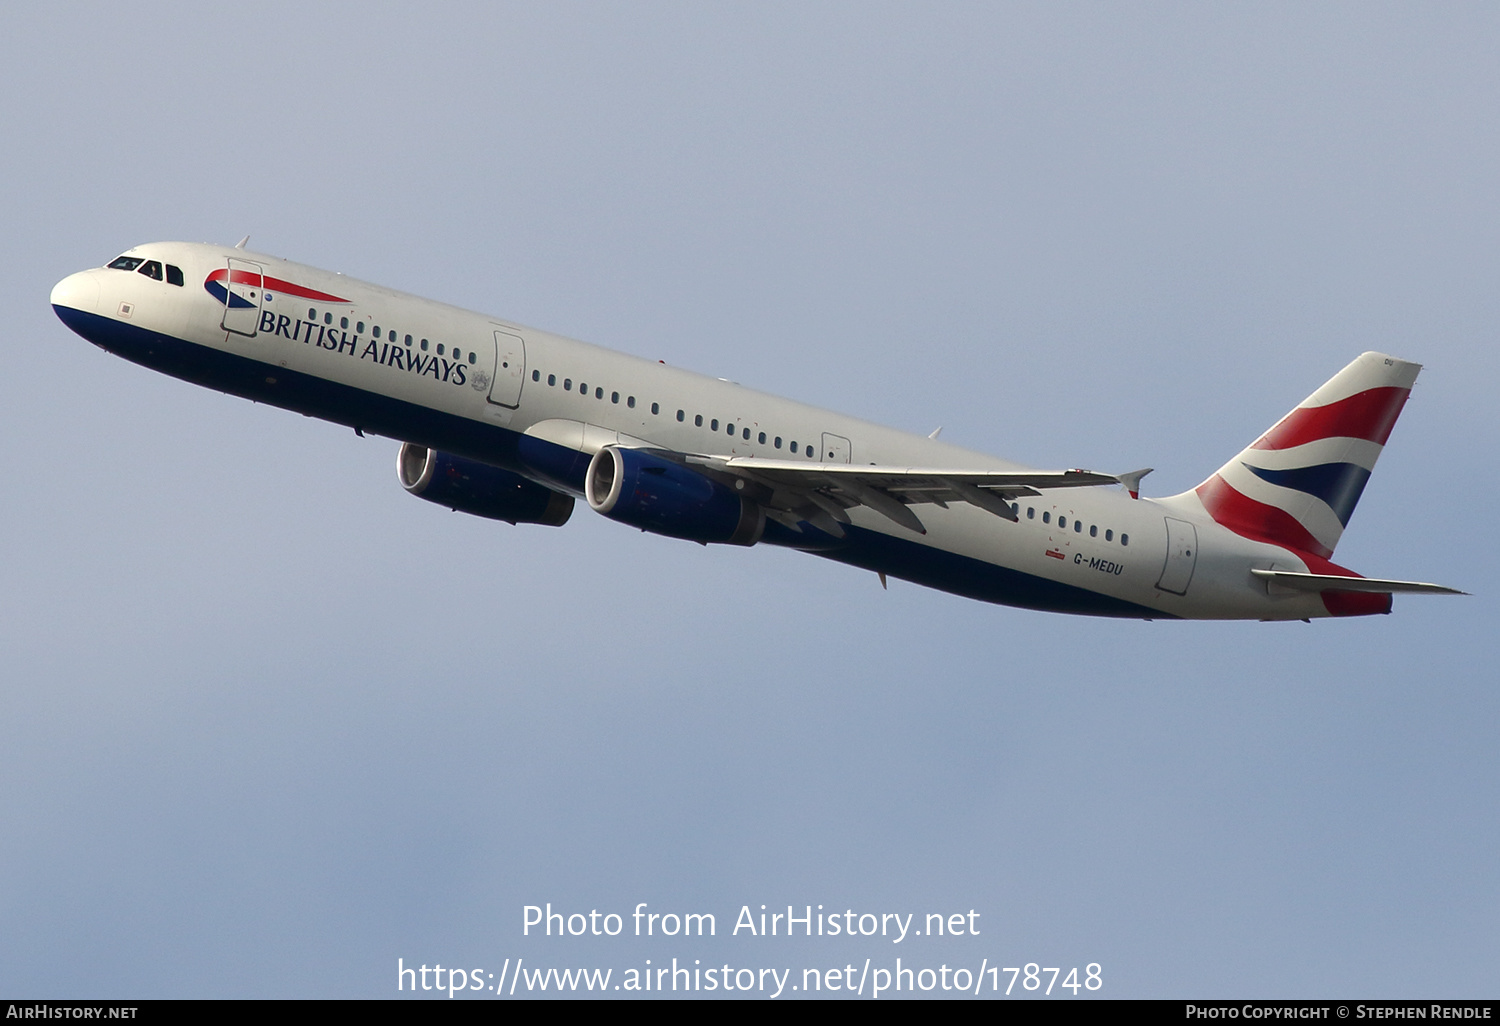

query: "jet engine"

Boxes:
[584, 445, 764, 546]
[397, 443, 574, 526]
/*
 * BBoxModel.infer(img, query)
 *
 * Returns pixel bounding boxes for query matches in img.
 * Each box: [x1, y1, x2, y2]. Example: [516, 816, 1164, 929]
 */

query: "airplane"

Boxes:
[50, 240, 1463, 621]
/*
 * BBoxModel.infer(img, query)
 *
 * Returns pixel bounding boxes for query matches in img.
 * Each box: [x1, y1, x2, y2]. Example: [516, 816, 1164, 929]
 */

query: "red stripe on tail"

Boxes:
[1195, 474, 1333, 559]
[1251, 387, 1409, 450]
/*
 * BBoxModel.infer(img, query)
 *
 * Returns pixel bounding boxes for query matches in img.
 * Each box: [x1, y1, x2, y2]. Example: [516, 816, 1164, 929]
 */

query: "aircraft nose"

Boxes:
[51, 270, 100, 314]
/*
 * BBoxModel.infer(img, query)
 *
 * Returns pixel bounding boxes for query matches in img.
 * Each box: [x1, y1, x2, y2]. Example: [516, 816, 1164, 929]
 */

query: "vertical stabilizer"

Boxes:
[1191, 352, 1420, 558]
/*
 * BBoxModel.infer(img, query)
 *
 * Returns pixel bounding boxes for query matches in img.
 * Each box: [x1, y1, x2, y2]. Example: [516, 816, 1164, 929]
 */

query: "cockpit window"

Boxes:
[165, 264, 184, 286]
[137, 260, 164, 281]
[107, 256, 143, 271]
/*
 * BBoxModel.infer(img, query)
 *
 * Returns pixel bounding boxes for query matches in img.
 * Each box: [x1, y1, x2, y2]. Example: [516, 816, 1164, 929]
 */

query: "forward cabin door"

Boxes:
[1156, 517, 1199, 595]
[220, 258, 264, 336]
[821, 432, 852, 464]
[488, 329, 526, 408]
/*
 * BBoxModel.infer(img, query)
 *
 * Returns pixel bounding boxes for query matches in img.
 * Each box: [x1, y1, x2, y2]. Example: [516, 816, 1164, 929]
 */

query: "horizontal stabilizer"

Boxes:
[1250, 569, 1466, 595]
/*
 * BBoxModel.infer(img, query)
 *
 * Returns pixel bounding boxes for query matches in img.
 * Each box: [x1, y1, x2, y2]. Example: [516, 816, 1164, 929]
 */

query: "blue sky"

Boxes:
[2, 3, 1496, 998]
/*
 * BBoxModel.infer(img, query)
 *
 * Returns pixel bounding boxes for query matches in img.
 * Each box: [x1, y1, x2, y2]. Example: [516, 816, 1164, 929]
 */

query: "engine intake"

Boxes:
[585, 445, 764, 546]
[398, 443, 574, 526]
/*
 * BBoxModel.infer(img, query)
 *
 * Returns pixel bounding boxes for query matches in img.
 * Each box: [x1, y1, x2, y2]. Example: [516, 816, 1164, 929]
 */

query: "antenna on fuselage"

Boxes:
[928, 426, 942, 439]
[234, 235, 250, 250]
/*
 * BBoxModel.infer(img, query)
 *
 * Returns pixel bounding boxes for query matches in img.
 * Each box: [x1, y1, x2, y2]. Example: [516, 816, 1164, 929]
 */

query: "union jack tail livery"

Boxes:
[1192, 351, 1419, 561]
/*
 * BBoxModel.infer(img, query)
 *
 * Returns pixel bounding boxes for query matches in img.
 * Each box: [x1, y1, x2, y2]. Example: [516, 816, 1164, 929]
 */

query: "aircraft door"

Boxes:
[221, 258, 264, 336]
[488, 329, 525, 408]
[1156, 517, 1199, 595]
[821, 432, 852, 463]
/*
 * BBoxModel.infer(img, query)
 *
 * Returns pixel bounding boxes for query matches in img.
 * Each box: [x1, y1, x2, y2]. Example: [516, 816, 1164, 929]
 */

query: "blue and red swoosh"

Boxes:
[204, 268, 350, 308]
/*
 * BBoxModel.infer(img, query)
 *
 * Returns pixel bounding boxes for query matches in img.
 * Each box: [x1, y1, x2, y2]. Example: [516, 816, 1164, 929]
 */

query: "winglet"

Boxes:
[1116, 468, 1153, 499]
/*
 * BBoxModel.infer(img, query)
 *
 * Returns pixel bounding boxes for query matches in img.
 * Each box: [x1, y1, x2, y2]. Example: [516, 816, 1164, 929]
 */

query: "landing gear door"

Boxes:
[221, 259, 264, 336]
[488, 329, 525, 408]
[1156, 517, 1199, 595]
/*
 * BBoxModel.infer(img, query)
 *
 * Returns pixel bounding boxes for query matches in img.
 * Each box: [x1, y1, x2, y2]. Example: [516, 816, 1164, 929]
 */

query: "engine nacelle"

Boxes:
[585, 445, 764, 546]
[398, 443, 574, 526]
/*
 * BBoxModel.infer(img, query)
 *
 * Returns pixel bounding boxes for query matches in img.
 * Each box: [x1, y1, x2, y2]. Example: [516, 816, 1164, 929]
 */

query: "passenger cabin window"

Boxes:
[1042, 512, 1051, 524]
[165, 265, 184, 286]
[1106, 529, 1113, 541]
[308, 308, 318, 320]
[1121, 534, 1129, 546]
[533, 370, 540, 381]
[420, 338, 429, 350]
[548, 374, 556, 386]
[107, 256, 144, 271]
[695, 415, 703, 427]
[758, 432, 766, 443]
[790, 441, 798, 453]
[138, 260, 163, 281]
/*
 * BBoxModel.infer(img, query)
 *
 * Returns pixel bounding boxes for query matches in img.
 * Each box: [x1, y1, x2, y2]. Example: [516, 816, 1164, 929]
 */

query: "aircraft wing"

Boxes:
[1249, 569, 1466, 596]
[679, 454, 1120, 536]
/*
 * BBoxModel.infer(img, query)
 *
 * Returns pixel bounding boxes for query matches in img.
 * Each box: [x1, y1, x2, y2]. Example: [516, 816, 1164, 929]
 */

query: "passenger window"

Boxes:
[437, 344, 445, 356]
[627, 396, 635, 408]
[548, 374, 556, 386]
[1027, 507, 1035, 519]
[1010, 503, 1020, 516]
[726, 423, 734, 435]
[790, 441, 798, 453]
[469, 352, 476, 365]
[325, 313, 333, 324]
[564, 378, 572, 390]
[420, 339, 428, 350]
[373, 326, 381, 337]
[342, 317, 349, 329]
[650, 402, 658, 414]
[1121, 534, 1129, 546]
[107, 256, 144, 271]
[453, 348, 462, 360]
[775, 437, 782, 448]
[1089, 525, 1097, 537]
[1059, 516, 1066, 529]
[166, 265, 184, 286]
[711, 419, 719, 431]
[405, 334, 413, 345]
[595, 387, 603, 399]
[357, 322, 365, 333]
[1106, 529, 1113, 541]
[579, 382, 587, 394]
[1074, 520, 1083, 533]
[677, 410, 685, 422]
[533, 370, 540, 381]
[308, 308, 317, 320]
[758, 431, 766, 443]
[611, 391, 619, 404]
[806, 445, 815, 458]
[1042, 512, 1051, 524]
[695, 415, 703, 427]
[138, 260, 163, 281]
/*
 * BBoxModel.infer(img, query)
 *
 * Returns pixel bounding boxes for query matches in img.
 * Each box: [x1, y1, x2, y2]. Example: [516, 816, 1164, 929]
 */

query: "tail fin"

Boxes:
[1191, 352, 1420, 559]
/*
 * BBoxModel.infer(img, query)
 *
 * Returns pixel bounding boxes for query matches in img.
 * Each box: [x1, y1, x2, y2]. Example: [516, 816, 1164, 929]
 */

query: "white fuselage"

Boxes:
[52, 242, 1336, 620]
